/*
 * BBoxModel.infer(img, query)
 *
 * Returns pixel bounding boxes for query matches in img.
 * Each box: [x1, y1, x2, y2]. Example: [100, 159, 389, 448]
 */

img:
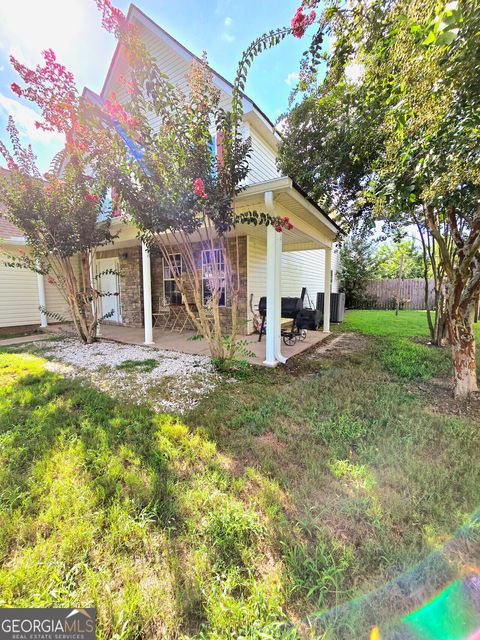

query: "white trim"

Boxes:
[201, 248, 227, 307]
[323, 247, 331, 333]
[142, 242, 154, 344]
[36, 266, 47, 328]
[3, 236, 26, 246]
[234, 177, 341, 238]
[263, 191, 286, 366]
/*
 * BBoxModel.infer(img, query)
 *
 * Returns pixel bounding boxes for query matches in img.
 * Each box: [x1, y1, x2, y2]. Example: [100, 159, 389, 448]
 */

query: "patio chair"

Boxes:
[195, 297, 215, 333]
[153, 296, 171, 329]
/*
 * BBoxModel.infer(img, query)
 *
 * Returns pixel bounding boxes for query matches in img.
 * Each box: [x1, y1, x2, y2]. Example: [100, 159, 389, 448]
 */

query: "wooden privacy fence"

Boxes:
[364, 278, 435, 310]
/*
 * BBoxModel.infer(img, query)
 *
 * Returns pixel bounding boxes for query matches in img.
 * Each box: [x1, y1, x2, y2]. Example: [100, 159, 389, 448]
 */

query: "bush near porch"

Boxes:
[0, 310, 478, 638]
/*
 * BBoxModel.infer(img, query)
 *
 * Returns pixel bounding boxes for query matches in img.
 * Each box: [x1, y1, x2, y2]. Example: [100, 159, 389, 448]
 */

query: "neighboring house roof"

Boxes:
[0, 168, 24, 241]
[0, 217, 23, 241]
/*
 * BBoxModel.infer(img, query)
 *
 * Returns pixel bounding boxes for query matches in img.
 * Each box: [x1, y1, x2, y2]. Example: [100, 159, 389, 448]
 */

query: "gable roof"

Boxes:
[92, 3, 281, 146]
[85, 5, 346, 236]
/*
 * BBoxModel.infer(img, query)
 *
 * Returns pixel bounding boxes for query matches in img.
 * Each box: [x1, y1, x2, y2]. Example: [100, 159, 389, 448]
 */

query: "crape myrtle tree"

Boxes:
[89, 0, 293, 361]
[278, 0, 480, 397]
[0, 120, 115, 343]
[1, 45, 118, 343]
[1, 1, 291, 359]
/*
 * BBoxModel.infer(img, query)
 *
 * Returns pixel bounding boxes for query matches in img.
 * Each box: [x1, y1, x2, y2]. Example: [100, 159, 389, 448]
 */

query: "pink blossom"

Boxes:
[127, 80, 138, 95]
[291, 6, 316, 38]
[193, 177, 208, 199]
[102, 96, 138, 128]
[85, 193, 99, 202]
[275, 225, 283, 233]
[11, 82, 23, 96]
[6, 157, 18, 171]
[47, 276, 56, 285]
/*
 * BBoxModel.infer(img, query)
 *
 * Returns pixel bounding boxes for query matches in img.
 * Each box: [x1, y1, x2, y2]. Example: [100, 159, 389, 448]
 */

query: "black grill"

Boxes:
[258, 296, 303, 319]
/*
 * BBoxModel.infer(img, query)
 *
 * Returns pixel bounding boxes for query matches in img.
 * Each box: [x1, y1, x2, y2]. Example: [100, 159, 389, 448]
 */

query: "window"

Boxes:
[97, 187, 121, 221]
[209, 132, 224, 177]
[202, 249, 226, 306]
[163, 254, 183, 305]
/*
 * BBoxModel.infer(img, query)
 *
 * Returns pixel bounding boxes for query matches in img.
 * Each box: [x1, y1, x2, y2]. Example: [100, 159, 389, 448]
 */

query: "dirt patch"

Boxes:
[413, 376, 480, 418]
[256, 431, 287, 451]
[285, 332, 369, 375]
[313, 332, 369, 357]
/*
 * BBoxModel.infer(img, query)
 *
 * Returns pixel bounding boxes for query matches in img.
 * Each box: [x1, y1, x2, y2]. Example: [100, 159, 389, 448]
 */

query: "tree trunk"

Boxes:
[448, 305, 478, 398]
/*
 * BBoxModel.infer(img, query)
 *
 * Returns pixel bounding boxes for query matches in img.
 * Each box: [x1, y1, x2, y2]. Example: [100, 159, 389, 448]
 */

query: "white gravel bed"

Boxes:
[38, 338, 218, 414]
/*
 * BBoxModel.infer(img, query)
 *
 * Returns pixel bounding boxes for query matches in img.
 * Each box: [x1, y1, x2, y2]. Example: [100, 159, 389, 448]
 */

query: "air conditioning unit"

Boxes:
[316, 292, 346, 323]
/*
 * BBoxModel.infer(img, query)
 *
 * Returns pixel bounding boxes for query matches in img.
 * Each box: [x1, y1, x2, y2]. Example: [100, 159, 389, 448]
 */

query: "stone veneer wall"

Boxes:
[96, 245, 143, 327]
[151, 236, 249, 335]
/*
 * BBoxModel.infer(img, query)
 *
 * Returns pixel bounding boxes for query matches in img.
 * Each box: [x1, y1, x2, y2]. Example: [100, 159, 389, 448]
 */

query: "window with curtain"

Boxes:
[202, 249, 226, 306]
[163, 254, 183, 305]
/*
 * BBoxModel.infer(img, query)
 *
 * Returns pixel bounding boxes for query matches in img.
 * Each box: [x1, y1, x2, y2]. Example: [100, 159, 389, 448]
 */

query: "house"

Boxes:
[0, 168, 71, 332]
[1, 5, 344, 366]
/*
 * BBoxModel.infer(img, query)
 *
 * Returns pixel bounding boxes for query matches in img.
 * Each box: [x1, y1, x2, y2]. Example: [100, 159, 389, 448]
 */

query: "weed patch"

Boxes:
[116, 358, 159, 372]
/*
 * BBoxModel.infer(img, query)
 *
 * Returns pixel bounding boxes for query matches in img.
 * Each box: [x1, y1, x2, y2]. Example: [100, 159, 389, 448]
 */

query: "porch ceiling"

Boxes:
[234, 178, 339, 249]
[106, 175, 338, 251]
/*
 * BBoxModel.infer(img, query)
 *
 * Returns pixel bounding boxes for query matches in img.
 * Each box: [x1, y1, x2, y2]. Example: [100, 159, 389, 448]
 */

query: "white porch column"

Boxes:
[323, 246, 332, 333]
[142, 241, 154, 345]
[89, 253, 101, 337]
[264, 191, 287, 367]
[36, 268, 48, 328]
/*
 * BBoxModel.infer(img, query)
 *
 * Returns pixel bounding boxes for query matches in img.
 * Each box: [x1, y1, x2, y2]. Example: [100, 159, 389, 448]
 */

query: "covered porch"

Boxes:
[92, 323, 329, 366]
[84, 176, 342, 366]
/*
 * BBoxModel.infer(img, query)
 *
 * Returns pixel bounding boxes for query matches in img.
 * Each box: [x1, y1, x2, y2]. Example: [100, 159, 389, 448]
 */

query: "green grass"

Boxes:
[115, 358, 159, 372]
[341, 310, 480, 380]
[0, 310, 479, 638]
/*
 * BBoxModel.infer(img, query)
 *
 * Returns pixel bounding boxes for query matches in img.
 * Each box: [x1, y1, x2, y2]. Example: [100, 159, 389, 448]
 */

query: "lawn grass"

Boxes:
[340, 309, 480, 380]
[0, 311, 479, 638]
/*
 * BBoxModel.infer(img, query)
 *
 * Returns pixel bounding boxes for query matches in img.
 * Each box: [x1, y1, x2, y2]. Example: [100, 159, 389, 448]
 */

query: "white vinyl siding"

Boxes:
[0, 249, 80, 328]
[247, 127, 281, 184]
[283, 247, 340, 299]
[0, 248, 40, 327]
[107, 24, 282, 188]
[247, 239, 339, 331]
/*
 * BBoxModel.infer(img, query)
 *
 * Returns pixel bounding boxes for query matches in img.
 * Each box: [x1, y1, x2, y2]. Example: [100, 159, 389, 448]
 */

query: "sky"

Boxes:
[0, 0, 313, 172]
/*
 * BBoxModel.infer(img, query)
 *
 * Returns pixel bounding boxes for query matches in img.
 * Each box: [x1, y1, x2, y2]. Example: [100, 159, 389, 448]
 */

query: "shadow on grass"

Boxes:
[0, 352, 289, 638]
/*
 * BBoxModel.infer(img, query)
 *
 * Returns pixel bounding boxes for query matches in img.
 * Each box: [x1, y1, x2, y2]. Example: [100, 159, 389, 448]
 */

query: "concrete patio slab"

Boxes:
[0, 334, 50, 347]
[45, 324, 329, 365]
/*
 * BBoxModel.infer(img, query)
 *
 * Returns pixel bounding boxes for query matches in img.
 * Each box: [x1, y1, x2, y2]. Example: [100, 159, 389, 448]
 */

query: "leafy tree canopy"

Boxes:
[373, 240, 425, 280]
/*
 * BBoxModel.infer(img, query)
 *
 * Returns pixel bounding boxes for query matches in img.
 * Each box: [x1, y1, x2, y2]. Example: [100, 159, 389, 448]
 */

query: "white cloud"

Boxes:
[285, 72, 300, 86]
[221, 32, 235, 43]
[224, 16, 233, 27]
[0, 93, 64, 146]
[0, 0, 114, 95]
[275, 117, 288, 134]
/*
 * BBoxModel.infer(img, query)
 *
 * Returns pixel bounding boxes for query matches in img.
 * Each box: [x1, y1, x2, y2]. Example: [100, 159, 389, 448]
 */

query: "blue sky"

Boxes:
[0, 0, 313, 172]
